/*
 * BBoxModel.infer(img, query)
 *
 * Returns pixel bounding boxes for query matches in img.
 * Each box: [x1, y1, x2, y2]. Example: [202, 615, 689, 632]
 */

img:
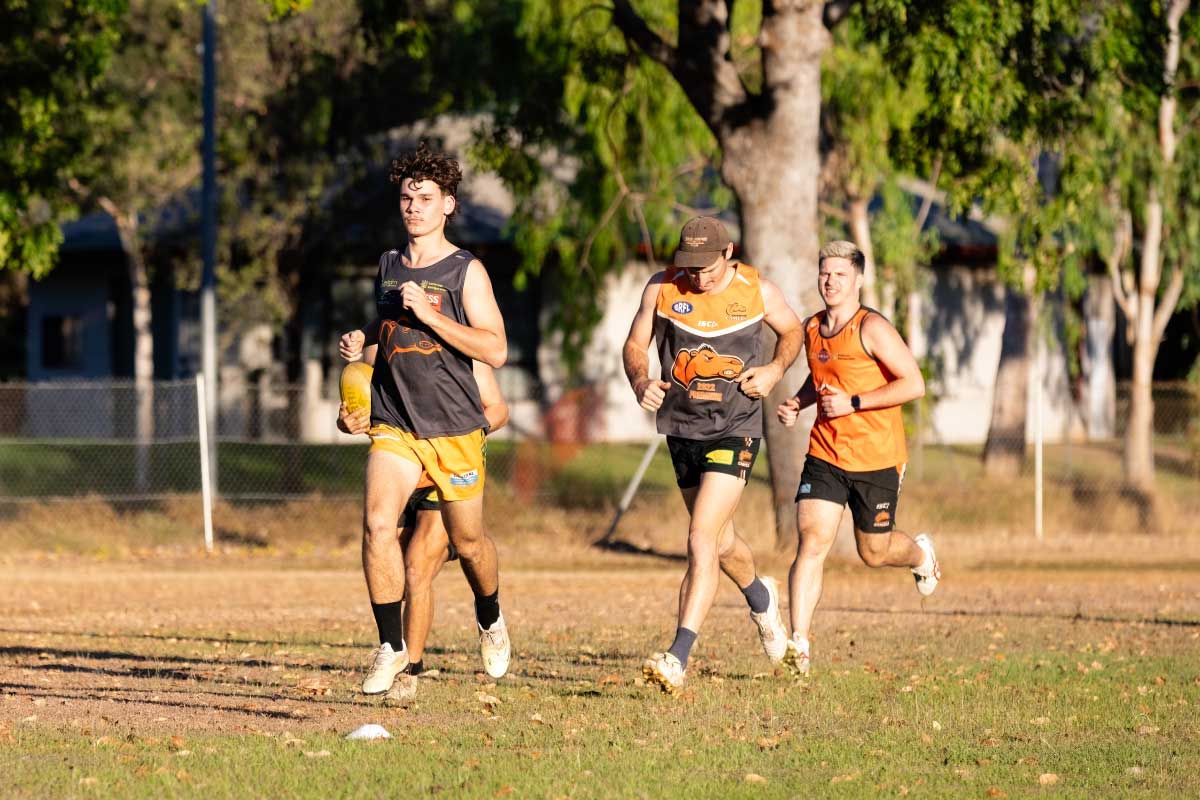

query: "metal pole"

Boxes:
[197, 375, 215, 553]
[201, 0, 219, 493]
[599, 437, 662, 544]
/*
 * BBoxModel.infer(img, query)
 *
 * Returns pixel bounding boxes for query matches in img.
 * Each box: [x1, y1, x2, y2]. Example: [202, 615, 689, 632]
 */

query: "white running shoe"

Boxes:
[361, 641, 409, 695]
[749, 576, 788, 663]
[912, 533, 941, 597]
[642, 652, 686, 696]
[782, 636, 810, 678]
[479, 614, 511, 679]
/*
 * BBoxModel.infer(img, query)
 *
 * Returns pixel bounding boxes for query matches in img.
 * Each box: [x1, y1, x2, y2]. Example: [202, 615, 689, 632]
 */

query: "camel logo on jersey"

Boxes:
[380, 319, 442, 361]
[671, 345, 745, 399]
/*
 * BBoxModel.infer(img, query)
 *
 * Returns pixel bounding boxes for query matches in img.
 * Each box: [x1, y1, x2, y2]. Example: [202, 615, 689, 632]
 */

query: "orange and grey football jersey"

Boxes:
[652, 264, 765, 438]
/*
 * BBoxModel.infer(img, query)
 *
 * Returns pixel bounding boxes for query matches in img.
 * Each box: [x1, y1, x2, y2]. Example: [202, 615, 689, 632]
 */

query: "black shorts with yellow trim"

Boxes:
[397, 484, 459, 562]
[666, 435, 761, 489]
[399, 485, 441, 529]
[795, 455, 906, 533]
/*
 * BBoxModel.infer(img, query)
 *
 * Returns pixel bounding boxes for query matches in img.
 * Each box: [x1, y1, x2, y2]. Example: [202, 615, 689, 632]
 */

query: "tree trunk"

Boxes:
[983, 276, 1036, 479]
[719, 6, 827, 550]
[112, 210, 155, 494]
[1082, 274, 1116, 440]
[611, 0, 834, 548]
[848, 196, 878, 309]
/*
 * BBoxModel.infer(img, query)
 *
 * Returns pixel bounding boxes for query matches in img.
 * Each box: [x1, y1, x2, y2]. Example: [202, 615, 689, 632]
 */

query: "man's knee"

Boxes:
[857, 536, 888, 567]
[363, 514, 399, 549]
[451, 531, 485, 562]
[687, 527, 720, 560]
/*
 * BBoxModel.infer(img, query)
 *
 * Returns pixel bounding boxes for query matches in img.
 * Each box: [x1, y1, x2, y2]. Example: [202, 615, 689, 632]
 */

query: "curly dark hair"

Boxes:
[389, 142, 463, 223]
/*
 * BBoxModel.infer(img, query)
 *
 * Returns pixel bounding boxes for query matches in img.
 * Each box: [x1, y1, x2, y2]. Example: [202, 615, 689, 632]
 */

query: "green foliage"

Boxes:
[0, 0, 126, 277]
[471, 0, 726, 366]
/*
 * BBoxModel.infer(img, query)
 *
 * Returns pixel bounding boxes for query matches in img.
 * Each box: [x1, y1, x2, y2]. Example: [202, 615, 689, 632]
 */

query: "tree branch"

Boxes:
[913, 154, 943, 232]
[611, 0, 747, 133]
[823, 0, 858, 28]
[1151, 262, 1186, 345]
[1106, 206, 1136, 335]
[610, 0, 677, 72]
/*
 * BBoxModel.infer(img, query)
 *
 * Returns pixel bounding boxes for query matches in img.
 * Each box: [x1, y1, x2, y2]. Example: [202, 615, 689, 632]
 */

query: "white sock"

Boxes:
[792, 635, 810, 654]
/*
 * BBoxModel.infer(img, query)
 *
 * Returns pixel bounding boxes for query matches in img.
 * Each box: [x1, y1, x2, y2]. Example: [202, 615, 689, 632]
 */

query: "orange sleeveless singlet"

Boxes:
[805, 307, 907, 472]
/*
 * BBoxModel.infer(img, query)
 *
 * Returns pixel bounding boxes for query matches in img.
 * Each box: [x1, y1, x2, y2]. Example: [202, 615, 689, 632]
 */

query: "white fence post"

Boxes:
[196, 374, 215, 553]
[1034, 339, 1044, 541]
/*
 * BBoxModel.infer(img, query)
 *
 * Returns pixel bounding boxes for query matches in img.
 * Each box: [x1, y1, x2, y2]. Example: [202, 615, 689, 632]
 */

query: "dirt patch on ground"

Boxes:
[1, 532, 1198, 737]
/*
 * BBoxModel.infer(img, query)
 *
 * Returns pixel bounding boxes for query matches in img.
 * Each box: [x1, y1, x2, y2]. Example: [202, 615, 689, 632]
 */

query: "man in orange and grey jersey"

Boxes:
[776, 240, 941, 678]
[339, 144, 509, 695]
[339, 354, 509, 698]
[622, 216, 804, 695]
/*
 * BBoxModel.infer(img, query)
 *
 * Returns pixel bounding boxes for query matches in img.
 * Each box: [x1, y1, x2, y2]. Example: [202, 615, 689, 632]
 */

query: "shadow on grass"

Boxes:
[824, 605, 1200, 627]
[591, 538, 686, 562]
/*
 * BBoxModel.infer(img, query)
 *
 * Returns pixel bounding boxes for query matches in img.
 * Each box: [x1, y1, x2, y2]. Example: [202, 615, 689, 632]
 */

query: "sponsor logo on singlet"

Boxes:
[818, 348, 831, 363]
[697, 320, 718, 328]
[726, 302, 748, 321]
[672, 301, 694, 315]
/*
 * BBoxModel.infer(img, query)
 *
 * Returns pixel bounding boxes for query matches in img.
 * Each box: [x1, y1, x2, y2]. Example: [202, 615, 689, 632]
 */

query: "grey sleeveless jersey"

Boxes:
[370, 248, 488, 438]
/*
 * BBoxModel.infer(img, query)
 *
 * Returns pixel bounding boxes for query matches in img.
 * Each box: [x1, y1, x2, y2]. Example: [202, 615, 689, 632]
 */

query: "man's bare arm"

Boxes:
[473, 361, 509, 433]
[403, 261, 508, 367]
[857, 313, 924, 410]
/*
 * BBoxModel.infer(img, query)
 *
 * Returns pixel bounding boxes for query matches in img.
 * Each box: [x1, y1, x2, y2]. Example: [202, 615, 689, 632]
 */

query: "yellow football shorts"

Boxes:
[368, 424, 486, 501]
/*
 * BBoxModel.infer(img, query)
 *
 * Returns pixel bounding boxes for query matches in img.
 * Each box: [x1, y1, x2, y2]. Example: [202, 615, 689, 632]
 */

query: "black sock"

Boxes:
[405, 660, 424, 676]
[741, 577, 771, 615]
[667, 627, 698, 668]
[370, 600, 405, 651]
[475, 590, 501, 629]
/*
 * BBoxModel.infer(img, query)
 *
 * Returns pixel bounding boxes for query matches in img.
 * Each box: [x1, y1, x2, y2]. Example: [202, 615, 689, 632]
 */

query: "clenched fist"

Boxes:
[339, 329, 365, 362]
[777, 396, 801, 427]
[634, 378, 671, 412]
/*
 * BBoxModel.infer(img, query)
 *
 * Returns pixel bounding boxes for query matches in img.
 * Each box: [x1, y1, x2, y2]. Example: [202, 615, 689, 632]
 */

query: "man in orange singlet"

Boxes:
[776, 240, 941, 677]
[623, 216, 803, 695]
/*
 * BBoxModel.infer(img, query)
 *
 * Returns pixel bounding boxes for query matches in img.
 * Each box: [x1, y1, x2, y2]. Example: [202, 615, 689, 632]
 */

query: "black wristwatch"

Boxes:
[850, 394, 861, 412]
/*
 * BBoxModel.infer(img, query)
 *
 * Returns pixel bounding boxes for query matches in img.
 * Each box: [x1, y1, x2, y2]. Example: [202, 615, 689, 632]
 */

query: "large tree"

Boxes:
[1064, 0, 1200, 500]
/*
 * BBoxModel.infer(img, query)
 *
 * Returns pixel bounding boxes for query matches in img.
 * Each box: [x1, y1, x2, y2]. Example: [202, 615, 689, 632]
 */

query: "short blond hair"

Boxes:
[818, 240, 865, 273]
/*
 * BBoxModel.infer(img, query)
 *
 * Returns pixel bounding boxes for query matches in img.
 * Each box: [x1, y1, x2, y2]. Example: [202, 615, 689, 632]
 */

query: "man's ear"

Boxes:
[443, 193, 456, 218]
[724, 242, 735, 260]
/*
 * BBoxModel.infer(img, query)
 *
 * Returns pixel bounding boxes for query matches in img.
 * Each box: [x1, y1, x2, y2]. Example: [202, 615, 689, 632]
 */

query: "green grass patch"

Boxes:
[2, 644, 1196, 798]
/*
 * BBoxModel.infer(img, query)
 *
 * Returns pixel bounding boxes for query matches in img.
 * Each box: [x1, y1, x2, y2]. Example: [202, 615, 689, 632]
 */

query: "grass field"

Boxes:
[2, 532, 1199, 798]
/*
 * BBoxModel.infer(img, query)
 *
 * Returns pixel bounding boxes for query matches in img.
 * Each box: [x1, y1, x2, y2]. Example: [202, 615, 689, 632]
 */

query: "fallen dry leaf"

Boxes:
[743, 773, 768, 784]
[494, 786, 515, 797]
[304, 750, 332, 758]
[1038, 773, 1060, 786]
[985, 788, 1007, 798]
[830, 772, 859, 784]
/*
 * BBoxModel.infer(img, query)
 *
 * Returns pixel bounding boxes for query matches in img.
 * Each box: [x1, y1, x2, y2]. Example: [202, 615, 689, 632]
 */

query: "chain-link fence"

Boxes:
[1, 378, 1197, 544]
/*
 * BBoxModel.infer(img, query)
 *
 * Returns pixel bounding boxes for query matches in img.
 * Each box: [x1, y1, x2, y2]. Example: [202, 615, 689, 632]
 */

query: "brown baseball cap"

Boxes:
[673, 216, 732, 268]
